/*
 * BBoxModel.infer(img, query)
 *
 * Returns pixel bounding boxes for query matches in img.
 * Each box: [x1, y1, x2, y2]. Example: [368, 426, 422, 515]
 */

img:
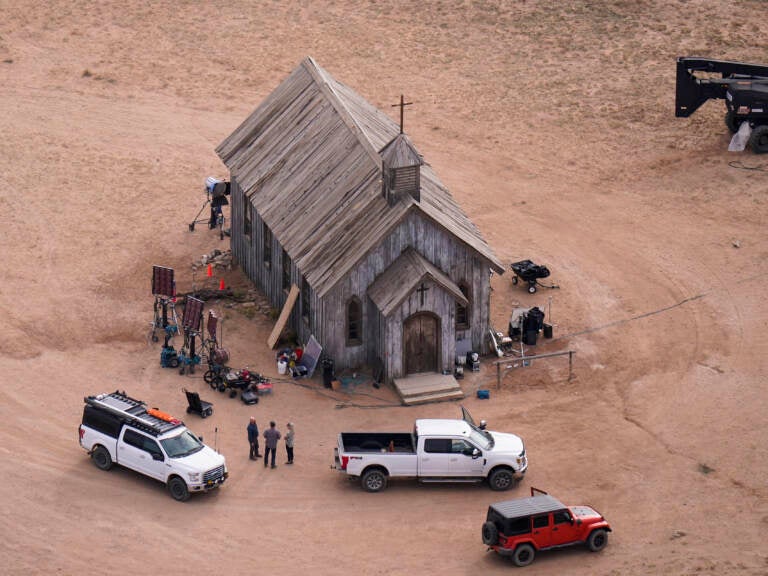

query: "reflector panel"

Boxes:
[182, 296, 204, 331]
[152, 266, 175, 297]
[207, 310, 218, 340]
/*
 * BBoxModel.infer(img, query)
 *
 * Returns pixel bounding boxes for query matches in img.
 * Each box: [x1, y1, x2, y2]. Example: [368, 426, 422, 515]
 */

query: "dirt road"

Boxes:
[1, 2, 766, 574]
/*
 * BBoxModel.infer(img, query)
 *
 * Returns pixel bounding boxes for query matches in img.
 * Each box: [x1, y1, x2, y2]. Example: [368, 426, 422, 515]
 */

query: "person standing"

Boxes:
[285, 422, 295, 465]
[263, 421, 281, 469]
[247, 417, 262, 460]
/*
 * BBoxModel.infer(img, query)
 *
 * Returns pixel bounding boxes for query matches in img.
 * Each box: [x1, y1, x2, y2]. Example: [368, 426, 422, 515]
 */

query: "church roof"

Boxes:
[216, 57, 504, 296]
[367, 248, 468, 317]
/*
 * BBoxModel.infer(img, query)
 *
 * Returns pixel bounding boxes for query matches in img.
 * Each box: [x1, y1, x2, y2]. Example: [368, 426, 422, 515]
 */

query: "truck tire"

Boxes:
[512, 543, 535, 567]
[481, 521, 499, 545]
[725, 110, 741, 134]
[488, 467, 515, 491]
[91, 445, 113, 471]
[168, 476, 190, 502]
[361, 468, 387, 492]
[749, 125, 768, 154]
[587, 528, 608, 552]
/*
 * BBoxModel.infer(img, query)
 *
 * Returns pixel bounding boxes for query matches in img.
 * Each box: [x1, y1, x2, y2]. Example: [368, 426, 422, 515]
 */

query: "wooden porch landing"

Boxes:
[393, 373, 464, 406]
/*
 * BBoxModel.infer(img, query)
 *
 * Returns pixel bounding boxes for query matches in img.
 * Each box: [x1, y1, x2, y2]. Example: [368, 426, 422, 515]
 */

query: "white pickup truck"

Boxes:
[333, 407, 527, 492]
[78, 391, 228, 501]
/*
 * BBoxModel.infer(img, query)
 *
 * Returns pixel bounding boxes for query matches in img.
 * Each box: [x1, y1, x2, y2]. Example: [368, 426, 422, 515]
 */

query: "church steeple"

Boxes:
[380, 132, 423, 205]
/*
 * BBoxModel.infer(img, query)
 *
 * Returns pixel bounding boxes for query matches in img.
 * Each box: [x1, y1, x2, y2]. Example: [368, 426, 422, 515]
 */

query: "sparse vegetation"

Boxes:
[2, 1, 766, 573]
[239, 305, 256, 319]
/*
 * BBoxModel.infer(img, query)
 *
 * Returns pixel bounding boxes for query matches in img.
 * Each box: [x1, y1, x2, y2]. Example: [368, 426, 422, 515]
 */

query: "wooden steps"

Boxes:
[393, 373, 465, 406]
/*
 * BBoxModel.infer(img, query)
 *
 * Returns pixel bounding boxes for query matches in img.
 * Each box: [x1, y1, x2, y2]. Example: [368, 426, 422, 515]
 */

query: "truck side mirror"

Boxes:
[152, 452, 164, 462]
[472, 448, 481, 459]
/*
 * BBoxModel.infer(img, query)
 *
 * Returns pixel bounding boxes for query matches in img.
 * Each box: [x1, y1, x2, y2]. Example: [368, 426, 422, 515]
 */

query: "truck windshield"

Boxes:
[161, 430, 204, 458]
[469, 428, 492, 450]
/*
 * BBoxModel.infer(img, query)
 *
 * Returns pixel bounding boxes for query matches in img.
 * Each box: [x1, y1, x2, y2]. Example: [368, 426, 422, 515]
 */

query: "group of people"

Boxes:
[247, 417, 294, 468]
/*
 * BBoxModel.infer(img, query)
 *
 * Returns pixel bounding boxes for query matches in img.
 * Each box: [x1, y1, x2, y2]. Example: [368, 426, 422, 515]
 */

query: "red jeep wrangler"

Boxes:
[482, 488, 612, 567]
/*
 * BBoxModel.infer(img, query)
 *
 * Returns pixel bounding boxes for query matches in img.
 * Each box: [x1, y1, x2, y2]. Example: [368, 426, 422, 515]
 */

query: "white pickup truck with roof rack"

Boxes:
[78, 391, 228, 501]
[333, 407, 527, 492]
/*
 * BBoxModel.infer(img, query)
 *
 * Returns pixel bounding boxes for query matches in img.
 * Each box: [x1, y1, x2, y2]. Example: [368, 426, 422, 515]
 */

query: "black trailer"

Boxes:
[510, 260, 554, 294]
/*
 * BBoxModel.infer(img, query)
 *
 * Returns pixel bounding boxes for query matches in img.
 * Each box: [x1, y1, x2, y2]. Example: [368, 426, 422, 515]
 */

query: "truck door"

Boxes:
[418, 438, 453, 476]
[120, 429, 168, 481]
[449, 438, 485, 477]
[460, 405, 477, 427]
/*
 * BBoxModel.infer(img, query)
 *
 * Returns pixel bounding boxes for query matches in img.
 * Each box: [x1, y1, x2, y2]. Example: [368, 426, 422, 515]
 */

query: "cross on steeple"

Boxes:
[391, 94, 413, 134]
[416, 282, 429, 305]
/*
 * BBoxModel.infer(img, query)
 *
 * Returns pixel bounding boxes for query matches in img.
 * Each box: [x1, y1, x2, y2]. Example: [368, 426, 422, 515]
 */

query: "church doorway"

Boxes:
[403, 312, 440, 375]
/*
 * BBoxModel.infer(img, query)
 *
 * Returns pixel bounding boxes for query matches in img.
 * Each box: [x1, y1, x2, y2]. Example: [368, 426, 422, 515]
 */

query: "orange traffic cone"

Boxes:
[219, 278, 225, 290]
[206, 263, 213, 278]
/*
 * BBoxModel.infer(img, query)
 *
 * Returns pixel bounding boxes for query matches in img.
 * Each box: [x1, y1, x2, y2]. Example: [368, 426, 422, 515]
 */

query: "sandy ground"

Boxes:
[1, 1, 767, 574]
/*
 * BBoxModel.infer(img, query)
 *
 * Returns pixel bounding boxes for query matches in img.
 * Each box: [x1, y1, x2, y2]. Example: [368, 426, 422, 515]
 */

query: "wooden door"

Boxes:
[404, 313, 438, 375]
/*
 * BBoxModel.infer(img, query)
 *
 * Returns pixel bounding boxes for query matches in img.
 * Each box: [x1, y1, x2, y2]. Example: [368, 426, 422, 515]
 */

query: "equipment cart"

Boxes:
[510, 260, 555, 294]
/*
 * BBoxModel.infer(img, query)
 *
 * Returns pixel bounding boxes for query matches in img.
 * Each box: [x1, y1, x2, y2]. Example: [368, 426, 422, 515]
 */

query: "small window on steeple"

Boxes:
[380, 121, 423, 204]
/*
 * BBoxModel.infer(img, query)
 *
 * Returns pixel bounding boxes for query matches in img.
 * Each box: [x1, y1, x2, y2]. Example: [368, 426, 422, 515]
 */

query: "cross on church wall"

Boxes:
[416, 282, 429, 305]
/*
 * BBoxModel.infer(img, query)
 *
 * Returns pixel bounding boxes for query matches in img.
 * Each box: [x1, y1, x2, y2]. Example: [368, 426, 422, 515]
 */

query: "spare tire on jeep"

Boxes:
[481, 521, 499, 545]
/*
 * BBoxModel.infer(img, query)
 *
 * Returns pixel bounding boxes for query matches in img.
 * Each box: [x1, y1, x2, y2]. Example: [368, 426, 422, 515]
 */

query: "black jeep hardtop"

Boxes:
[490, 494, 566, 518]
[487, 494, 567, 534]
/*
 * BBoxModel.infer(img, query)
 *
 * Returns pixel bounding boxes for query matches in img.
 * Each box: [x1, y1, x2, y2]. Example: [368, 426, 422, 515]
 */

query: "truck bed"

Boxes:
[339, 432, 415, 453]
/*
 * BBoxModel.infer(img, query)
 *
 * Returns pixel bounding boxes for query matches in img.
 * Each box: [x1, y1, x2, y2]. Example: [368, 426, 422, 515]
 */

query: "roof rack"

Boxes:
[84, 390, 183, 437]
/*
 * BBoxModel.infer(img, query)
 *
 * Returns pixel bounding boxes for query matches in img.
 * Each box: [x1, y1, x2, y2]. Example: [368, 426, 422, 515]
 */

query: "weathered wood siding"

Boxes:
[220, 58, 503, 383]
[233, 177, 490, 380]
[380, 285, 456, 380]
[321, 211, 492, 381]
[217, 58, 504, 301]
[230, 178, 319, 345]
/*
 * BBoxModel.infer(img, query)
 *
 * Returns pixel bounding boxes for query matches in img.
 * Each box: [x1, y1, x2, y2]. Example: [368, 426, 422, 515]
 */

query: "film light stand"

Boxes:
[149, 266, 178, 344]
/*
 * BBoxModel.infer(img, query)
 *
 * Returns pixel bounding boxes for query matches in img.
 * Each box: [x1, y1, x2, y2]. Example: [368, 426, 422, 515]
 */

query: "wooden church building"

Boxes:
[216, 57, 504, 384]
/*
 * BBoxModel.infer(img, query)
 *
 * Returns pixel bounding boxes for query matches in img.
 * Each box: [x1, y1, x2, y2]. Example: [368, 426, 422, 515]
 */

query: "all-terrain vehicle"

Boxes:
[482, 487, 611, 567]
